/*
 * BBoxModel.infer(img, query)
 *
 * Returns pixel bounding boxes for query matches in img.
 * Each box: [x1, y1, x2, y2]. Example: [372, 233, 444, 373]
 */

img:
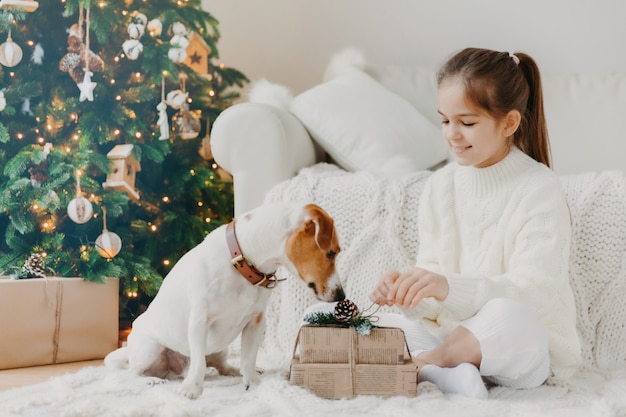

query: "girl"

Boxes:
[369, 48, 581, 398]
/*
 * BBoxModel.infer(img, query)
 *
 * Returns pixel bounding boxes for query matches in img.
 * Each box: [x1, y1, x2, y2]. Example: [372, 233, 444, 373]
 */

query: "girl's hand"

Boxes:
[386, 267, 449, 308]
[369, 270, 400, 306]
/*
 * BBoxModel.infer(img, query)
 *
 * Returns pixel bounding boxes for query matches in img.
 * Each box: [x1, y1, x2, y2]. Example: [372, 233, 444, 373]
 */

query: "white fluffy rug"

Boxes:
[1, 358, 625, 417]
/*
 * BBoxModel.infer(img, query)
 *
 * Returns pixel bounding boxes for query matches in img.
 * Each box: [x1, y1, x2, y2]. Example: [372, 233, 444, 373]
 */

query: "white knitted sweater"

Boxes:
[402, 147, 580, 379]
[261, 162, 626, 378]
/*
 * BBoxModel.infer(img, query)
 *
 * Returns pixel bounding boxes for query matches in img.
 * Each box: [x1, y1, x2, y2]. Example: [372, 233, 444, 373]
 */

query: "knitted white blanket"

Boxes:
[263, 164, 626, 373]
[2, 164, 625, 417]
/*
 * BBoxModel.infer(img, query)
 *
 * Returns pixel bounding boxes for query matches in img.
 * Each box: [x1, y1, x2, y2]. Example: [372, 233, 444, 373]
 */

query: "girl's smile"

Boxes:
[437, 78, 516, 168]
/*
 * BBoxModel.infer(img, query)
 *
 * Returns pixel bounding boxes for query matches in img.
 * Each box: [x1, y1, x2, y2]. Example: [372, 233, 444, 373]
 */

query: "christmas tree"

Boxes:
[0, 0, 247, 318]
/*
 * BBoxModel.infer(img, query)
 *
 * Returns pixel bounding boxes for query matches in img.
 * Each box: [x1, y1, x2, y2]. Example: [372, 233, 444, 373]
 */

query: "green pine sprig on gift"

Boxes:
[303, 299, 375, 335]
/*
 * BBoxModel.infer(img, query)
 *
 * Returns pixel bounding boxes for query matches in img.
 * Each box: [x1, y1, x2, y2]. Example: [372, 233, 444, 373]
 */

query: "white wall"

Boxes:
[203, 0, 626, 95]
[203, 0, 626, 174]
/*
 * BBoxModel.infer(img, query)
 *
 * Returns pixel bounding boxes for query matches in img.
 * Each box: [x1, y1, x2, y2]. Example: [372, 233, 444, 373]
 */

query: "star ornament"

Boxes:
[190, 51, 202, 64]
[78, 70, 97, 102]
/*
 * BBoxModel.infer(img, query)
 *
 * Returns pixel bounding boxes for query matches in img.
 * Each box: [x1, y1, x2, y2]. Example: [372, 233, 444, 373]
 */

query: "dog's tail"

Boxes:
[103, 347, 129, 369]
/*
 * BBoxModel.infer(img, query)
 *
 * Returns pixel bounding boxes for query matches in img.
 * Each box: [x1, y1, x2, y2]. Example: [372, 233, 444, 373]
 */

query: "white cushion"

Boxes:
[290, 68, 449, 176]
[542, 72, 626, 174]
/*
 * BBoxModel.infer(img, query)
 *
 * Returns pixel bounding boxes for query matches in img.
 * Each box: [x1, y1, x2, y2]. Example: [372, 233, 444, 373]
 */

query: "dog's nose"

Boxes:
[333, 287, 346, 302]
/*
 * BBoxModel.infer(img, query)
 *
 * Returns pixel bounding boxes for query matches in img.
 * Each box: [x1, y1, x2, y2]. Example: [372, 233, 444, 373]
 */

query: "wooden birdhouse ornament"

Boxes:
[0, 0, 40, 12]
[102, 144, 141, 200]
[184, 32, 211, 75]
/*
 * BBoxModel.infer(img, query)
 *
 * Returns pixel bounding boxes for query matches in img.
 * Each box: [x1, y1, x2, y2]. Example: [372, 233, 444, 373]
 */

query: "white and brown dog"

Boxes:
[104, 202, 344, 399]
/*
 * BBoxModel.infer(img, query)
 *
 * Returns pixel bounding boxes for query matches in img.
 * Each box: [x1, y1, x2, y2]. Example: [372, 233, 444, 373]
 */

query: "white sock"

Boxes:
[418, 363, 488, 399]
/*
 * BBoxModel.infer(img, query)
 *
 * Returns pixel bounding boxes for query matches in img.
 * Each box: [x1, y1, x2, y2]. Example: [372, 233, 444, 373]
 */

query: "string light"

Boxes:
[163, 259, 170, 266]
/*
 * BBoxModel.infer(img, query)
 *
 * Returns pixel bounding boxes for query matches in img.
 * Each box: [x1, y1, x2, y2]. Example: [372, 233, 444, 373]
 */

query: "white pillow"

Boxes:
[290, 68, 448, 176]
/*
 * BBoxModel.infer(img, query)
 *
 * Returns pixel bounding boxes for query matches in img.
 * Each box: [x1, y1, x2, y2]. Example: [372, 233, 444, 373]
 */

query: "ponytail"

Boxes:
[515, 53, 551, 168]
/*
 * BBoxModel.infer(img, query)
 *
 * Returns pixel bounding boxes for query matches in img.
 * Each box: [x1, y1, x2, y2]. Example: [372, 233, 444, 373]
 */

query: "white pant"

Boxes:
[303, 298, 550, 389]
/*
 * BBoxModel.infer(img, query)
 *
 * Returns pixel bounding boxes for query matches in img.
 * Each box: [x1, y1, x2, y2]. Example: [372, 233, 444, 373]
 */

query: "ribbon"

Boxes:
[42, 277, 64, 364]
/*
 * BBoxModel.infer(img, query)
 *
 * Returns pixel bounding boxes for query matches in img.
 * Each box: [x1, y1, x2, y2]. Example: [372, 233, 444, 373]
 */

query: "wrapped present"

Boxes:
[289, 325, 417, 399]
[297, 325, 406, 365]
[0, 276, 119, 369]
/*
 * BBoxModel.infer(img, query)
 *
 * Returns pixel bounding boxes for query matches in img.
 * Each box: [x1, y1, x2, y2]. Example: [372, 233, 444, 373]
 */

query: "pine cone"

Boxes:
[22, 253, 46, 278]
[29, 161, 49, 184]
[59, 52, 81, 72]
[333, 299, 359, 323]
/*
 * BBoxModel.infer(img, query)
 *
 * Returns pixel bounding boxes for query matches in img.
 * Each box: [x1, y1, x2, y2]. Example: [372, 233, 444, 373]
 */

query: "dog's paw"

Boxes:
[178, 382, 203, 399]
[145, 377, 165, 386]
[242, 372, 261, 389]
[217, 364, 241, 377]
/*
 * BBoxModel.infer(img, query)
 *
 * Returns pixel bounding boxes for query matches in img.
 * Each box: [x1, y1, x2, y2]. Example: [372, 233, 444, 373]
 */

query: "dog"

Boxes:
[104, 202, 344, 399]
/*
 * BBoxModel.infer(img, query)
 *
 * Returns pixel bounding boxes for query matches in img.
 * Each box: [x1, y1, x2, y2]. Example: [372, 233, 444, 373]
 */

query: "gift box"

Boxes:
[289, 325, 417, 399]
[297, 325, 406, 364]
[0, 276, 119, 370]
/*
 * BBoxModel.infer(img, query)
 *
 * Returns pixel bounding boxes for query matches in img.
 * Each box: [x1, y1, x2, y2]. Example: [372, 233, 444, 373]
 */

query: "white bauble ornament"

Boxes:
[172, 102, 201, 140]
[122, 39, 143, 60]
[127, 22, 145, 39]
[0, 34, 23, 67]
[96, 230, 122, 259]
[0, 91, 6, 112]
[67, 196, 93, 224]
[168, 47, 187, 64]
[147, 19, 162, 37]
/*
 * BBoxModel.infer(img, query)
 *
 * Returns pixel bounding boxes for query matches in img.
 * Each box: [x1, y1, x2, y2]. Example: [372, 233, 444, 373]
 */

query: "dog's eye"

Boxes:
[308, 282, 317, 293]
[326, 250, 336, 260]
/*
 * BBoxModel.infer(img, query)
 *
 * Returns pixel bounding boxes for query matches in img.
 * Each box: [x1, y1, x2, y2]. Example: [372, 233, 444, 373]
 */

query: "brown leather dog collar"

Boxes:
[225, 220, 280, 289]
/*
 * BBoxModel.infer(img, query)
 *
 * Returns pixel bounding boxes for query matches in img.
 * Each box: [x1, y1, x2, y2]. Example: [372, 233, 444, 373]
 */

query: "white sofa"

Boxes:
[209, 52, 626, 415]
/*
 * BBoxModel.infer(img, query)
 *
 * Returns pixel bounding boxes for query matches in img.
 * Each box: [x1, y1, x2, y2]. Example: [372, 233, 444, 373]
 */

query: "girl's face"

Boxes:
[437, 78, 511, 168]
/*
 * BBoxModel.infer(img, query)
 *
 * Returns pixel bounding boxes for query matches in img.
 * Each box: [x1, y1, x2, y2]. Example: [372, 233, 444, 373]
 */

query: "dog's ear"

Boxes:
[304, 204, 335, 252]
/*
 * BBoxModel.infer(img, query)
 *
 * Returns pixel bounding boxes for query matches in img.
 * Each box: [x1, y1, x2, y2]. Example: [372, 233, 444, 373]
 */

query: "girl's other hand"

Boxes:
[369, 270, 400, 306]
[387, 267, 449, 308]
